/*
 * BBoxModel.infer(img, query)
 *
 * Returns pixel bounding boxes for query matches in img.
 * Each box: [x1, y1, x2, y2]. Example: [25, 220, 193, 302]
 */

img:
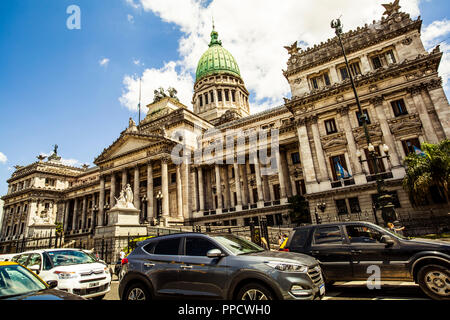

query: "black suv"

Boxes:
[280, 221, 450, 300]
[119, 233, 325, 300]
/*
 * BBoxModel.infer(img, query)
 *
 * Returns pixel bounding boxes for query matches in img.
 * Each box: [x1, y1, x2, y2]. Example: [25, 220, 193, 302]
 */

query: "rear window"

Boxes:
[143, 242, 156, 254]
[154, 238, 181, 255]
[313, 226, 343, 245]
[289, 229, 309, 248]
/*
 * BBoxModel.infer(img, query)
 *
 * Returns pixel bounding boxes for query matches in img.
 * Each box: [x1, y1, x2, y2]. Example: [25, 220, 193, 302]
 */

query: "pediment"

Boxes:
[94, 133, 176, 164]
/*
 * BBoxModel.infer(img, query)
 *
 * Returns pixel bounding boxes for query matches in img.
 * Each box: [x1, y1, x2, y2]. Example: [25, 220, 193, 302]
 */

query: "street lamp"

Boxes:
[156, 190, 163, 225]
[331, 17, 396, 226]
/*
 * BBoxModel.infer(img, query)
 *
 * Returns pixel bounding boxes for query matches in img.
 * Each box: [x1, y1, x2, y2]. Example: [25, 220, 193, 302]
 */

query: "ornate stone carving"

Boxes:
[370, 96, 384, 107]
[382, 0, 401, 17]
[320, 132, 347, 150]
[112, 184, 136, 210]
[388, 113, 422, 135]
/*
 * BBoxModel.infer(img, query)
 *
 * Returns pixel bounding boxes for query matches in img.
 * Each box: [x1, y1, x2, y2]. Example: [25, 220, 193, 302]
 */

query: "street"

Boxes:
[104, 280, 430, 301]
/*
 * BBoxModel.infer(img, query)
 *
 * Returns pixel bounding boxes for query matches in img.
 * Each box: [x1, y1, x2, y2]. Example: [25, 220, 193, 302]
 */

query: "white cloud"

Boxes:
[422, 19, 450, 91]
[133, 58, 143, 66]
[0, 152, 7, 164]
[39, 151, 83, 168]
[127, 14, 135, 23]
[119, 61, 194, 112]
[125, 0, 141, 9]
[99, 58, 110, 67]
[122, 0, 423, 113]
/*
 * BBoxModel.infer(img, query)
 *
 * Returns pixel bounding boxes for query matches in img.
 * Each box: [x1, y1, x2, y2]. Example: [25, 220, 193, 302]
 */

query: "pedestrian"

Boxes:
[120, 250, 126, 261]
[387, 222, 405, 236]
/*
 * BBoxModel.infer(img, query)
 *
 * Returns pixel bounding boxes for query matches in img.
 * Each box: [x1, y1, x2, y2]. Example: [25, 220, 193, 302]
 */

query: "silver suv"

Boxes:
[119, 233, 325, 300]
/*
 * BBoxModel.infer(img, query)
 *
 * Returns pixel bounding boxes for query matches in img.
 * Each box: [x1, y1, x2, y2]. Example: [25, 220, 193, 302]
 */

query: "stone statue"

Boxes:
[129, 117, 136, 128]
[125, 184, 133, 205]
[54, 144, 58, 155]
[382, 0, 401, 16]
[115, 190, 127, 208]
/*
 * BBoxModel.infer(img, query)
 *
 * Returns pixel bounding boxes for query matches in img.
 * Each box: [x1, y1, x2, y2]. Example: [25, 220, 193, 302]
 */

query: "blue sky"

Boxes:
[0, 0, 449, 197]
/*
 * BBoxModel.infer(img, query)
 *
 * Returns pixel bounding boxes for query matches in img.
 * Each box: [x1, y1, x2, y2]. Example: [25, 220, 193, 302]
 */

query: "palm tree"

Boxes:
[402, 139, 450, 206]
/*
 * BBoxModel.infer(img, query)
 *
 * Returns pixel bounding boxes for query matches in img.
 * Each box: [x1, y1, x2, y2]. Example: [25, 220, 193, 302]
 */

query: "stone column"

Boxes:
[262, 174, 271, 202]
[176, 165, 183, 218]
[191, 168, 198, 212]
[147, 161, 154, 221]
[281, 151, 292, 197]
[373, 97, 401, 167]
[197, 167, 205, 211]
[110, 172, 116, 208]
[72, 198, 78, 231]
[339, 107, 363, 175]
[182, 157, 190, 219]
[133, 166, 140, 210]
[296, 119, 317, 187]
[252, 152, 264, 205]
[81, 196, 87, 230]
[98, 176, 105, 226]
[275, 150, 287, 200]
[223, 165, 231, 208]
[63, 201, 70, 232]
[215, 164, 223, 209]
[121, 169, 128, 189]
[427, 82, 450, 139]
[310, 116, 330, 181]
[240, 162, 250, 205]
[161, 158, 170, 218]
[329, 66, 339, 84]
[360, 55, 371, 73]
[410, 88, 439, 143]
[233, 163, 243, 207]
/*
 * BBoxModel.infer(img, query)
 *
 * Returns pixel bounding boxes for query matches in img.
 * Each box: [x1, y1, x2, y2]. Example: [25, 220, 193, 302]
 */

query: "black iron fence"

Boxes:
[0, 232, 64, 254]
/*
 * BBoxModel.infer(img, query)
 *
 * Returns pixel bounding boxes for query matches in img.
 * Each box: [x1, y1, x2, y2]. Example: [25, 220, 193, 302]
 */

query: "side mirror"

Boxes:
[380, 235, 395, 247]
[206, 249, 224, 258]
[29, 265, 40, 275]
[46, 280, 58, 289]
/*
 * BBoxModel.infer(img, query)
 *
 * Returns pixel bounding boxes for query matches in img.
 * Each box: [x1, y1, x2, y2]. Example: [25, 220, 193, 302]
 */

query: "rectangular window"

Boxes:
[311, 77, 319, 89]
[218, 90, 222, 102]
[386, 50, 396, 64]
[364, 146, 386, 174]
[199, 96, 203, 107]
[153, 177, 161, 188]
[225, 90, 229, 101]
[339, 67, 349, 80]
[154, 238, 181, 255]
[273, 184, 280, 200]
[313, 226, 343, 245]
[324, 73, 331, 86]
[356, 110, 371, 126]
[372, 56, 382, 69]
[249, 164, 255, 174]
[324, 118, 337, 135]
[291, 152, 301, 164]
[204, 93, 209, 105]
[231, 90, 236, 102]
[171, 173, 176, 184]
[310, 72, 330, 89]
[401, 138, 421, 156]
[336, 199, 348, 215]
[391, 99, 408, 117]
[210, 91, 214, 103]
[330, 154, 348, 181]
[350, 62, 361, 76]
[348, 197, 361, 213]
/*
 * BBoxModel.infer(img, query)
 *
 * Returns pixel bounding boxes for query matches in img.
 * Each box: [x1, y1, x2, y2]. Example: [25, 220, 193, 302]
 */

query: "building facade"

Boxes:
[1, 5, 449, 248]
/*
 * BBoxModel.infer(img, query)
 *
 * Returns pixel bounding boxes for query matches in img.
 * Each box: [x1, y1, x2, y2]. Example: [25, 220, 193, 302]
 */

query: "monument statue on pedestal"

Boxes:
[113, 184, 136, 210]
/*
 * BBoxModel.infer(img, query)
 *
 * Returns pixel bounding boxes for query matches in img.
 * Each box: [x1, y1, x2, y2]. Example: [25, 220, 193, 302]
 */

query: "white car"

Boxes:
[0, 254, 17, 261]
[11, 248, 111, 299]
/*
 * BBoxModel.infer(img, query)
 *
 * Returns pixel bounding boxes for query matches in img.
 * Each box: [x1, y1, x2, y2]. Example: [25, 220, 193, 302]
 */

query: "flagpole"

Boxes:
[138, 77, 142, 131]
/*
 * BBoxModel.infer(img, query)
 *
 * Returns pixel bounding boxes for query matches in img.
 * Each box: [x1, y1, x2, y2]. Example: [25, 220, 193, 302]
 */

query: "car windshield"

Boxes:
[47, 250, 96, 267]
[0, 264, 47, 299]
[212, 235, 265, 255]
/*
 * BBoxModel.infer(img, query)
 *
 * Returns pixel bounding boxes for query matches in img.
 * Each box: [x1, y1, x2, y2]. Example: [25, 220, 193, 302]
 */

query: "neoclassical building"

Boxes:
[1, 4, 449, 247]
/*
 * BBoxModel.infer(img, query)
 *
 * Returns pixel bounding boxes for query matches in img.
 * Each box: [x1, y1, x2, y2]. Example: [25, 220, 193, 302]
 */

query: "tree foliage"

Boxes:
[402, 139, 450, 206]
[287, 194, 311, 224]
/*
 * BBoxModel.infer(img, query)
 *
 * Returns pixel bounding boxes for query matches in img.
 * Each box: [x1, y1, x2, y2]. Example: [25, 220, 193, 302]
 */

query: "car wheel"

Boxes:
[417, 264, 450, 300]
[124, 283, 151, 301]
[237, 283, 274, 300]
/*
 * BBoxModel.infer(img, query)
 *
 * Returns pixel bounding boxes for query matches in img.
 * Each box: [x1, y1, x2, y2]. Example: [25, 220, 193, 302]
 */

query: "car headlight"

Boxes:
[54, 271, 78, 279]
[265, 261, 308, 273]
[104, 267, 110, 274]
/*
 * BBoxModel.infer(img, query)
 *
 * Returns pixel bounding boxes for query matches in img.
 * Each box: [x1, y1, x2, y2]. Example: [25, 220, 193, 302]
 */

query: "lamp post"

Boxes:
[316, 200, 326, 224]
[156, 191, 163, 225]
[331, 18, 396, 226]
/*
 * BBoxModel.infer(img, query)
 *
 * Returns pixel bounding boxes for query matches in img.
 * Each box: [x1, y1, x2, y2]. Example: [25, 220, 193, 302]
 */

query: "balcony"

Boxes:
[331, 177, 355, 188]
[365, 171, 393, 182]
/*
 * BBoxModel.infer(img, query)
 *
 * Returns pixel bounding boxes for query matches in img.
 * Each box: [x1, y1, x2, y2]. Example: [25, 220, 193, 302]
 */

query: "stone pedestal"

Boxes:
[94, 207, 147, 238]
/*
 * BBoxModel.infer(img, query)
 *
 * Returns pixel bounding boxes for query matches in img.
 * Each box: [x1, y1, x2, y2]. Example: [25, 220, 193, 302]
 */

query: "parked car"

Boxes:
[119, 232, 325, 300]
[280, 221, 450, 300]
[0, 261, 85, 300]
[10, 248, 111, 299]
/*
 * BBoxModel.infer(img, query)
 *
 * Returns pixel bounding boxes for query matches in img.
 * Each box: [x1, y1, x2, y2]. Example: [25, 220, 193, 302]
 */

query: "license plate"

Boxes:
[319, 284, 325, 295]
[89, 282, 100, 288]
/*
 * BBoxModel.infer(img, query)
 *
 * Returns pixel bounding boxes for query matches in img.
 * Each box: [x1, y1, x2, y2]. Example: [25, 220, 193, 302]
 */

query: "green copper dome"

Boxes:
[195, 28, 241, 82]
